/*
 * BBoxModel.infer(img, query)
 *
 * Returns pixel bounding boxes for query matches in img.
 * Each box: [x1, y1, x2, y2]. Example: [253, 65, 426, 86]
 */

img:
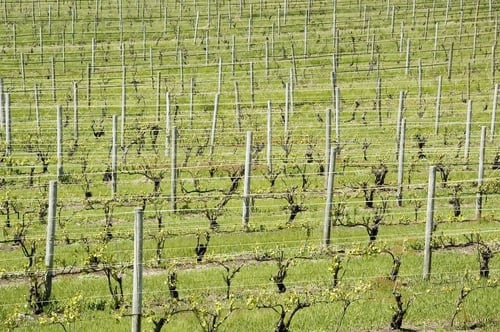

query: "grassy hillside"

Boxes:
[0, 0, 499, 331]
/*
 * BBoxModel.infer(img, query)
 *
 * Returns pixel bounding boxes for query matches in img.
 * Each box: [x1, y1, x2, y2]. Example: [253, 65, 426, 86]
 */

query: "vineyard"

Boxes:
[0, 0, 499, 331]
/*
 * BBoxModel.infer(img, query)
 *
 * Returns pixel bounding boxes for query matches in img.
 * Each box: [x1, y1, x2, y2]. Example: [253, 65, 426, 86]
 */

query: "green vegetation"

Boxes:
[0, 0, 499, 331]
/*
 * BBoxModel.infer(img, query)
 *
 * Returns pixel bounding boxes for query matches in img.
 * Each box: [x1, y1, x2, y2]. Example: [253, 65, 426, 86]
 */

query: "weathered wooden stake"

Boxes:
[91, 37, 96, 73]
[0, 79, 3, 129]
[376, 77, 382, 126]
[39, 26, 44, 64]
[170, 126, 177, 212]
[405, 38, 411, 75]
[418, 59, 423, 106]
[4, 93, 10, 156]
[492, 42, 496, 85]
[209, 93, 220, 158]
[73, 82, 78, 141]
[189, 77, 194, 129]
[447, 42, 454, 80]
[56, 105, 63, 179]
[335, 87, 341, 151]
[396, 90, 405, 157]
[51, 56, 56, 102]
[217, 57, 222, 94]
[423, 165, 436, 281]
[111, 115, 117, 197]
[266, 100, 272, 174]
[325, 107, 332, 188]
[284, 83, 289, 133]
[397, 118, 406, 207]
[234, 81, 241, 132]
[231, 35, 236, 76]
[323, 147, 337, 248]
[131, 207, 144, 332]
[156, 71, 161, 123]
[45, 180, 58, 301]
[435, 76, 442, 135]
[121, 66, 126, 149]
[475, 126, 486, 220]
[194, 11, 199, 43]
[433, 22, 439, 61]
[464, 100, 472, 169]
[20, 53, 26, 93]
[86, 63, 91, 107]
[165, 92, 171, 157]
[33, 84, 40, 135]
[242, 131, 252, 230]
[490, 83, 499, 142]
[250, 62, 255, 109]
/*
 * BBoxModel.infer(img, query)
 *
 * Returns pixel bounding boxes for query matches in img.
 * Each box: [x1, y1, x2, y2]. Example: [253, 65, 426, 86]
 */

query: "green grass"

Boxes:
[0, 0, 499, 331]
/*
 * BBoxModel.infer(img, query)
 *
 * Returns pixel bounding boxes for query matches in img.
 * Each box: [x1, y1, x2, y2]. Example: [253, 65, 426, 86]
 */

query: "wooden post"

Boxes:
[87, 63, 91, 107]
[231, 35, 236, 76]
[433, 22, 439, 61]
[234, 81, 241, 132]
[250, 62, 255, 109]
[189, 77, 194, 129]
[209, 93, 220, 159]
[289, 68, 294, 113]
[165, 91, 171, 157]
[490, 83, 499, 142]
[418, 59, 423, 107]
[39, 26, 44, 64]
[467, 62, 471, 101]
[131, 207, 144, 332]
[12, 23, 16, 57]
[0, 79, 3, 130]
[335, 87, 341, 151]
[376, 77, 382, 126]
[330, 72, 336, 109]
[492, 42, 496, 85]
[51, 56, 56, 102]
[396, 118, 406, 207]
[266, 101, 273, 174]
[464, 100, 472, 169]
[325, 108, 332, 179]
[194, 11, 199, 43]
[435, 76, 442, 135]
[91, 37, 96, 73]
[73, 81, 78, 142]
[323, 147, 337, 248]
[242, 131, 252, 230]
[447, 42, 454, 80]
[121, 66, 126, 149]
[475, 126, 486, 220]
[156, 71, 161, 123]
[179, 49, 184, 93]
[20, 53, 26, 93]
[56, 105, 63, 180]
[265, 40, 269, 81]
[34, 84, 40, 135]
[395, 90, 405, 157]
[423, 166, 436, 281]
[390, 5, 395, 37]
[405, 38, 411, 75]
[44, 180, 58, 301]
[217, 57, 222, 94]
[4, 93, 10, 156]
[170, 126, 177, 212]
[111, 115, 117, 197]
[284, 83, 289, 133]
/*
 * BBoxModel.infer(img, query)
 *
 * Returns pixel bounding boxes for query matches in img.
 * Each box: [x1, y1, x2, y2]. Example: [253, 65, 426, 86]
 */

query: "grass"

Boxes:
[0, 0, 499, 331]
